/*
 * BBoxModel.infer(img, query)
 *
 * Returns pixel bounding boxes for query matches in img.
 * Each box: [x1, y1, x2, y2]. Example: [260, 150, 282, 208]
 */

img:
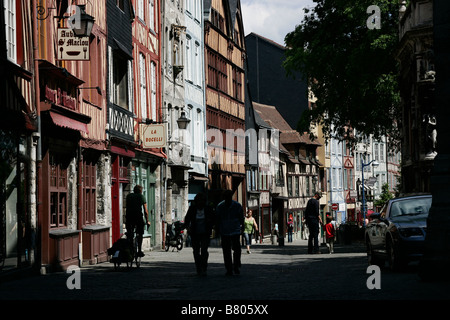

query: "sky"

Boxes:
[240, 0, 316, 46]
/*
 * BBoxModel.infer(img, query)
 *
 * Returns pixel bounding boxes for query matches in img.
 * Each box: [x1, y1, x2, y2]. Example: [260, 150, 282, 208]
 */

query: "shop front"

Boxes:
[131, 152, 162, 248]
[110, 146, 134, 244]
[0, 21, 37, 271]
[0, 130, 33, 272]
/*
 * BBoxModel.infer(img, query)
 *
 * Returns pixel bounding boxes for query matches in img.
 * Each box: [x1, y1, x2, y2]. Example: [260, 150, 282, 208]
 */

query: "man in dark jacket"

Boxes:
[304, 191, 323, 254]
[216, 190, 244, 275]
[184, 192, 215, 276]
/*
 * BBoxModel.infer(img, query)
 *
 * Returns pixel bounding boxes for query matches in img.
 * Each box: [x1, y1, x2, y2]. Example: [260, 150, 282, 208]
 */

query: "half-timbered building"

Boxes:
[106, 0, 135, 245]
[204, 0, 246, 206]
[131, 0, 164, 248]
[33, 0, 109, 271]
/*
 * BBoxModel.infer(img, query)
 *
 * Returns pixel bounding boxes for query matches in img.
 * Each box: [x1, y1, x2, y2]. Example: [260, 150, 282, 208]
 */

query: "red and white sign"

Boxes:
[331, 203, 339, 211]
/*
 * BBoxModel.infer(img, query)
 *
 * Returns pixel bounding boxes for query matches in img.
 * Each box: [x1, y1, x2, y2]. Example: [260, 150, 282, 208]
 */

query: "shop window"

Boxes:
[49, 156, 68, 228]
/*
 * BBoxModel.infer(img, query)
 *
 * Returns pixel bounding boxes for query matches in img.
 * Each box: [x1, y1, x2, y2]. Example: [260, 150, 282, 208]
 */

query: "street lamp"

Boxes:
[37, 4, 95, 38]
[361, 159, 379, 227]
[69, 5, 95, 38]
[177, 111, 190, 129]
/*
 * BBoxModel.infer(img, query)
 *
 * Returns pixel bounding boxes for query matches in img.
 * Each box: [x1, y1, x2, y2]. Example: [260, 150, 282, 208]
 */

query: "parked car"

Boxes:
[365, 194, 432, 271]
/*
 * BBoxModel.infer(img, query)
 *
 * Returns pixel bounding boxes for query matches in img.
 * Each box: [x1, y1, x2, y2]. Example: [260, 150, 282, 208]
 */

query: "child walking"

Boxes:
[325, 216, 335, 254]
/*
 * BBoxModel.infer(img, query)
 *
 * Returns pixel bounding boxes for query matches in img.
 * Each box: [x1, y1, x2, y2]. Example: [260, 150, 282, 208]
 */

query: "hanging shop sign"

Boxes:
[57, 28, 90, 61]
[141, 124, 167, 148]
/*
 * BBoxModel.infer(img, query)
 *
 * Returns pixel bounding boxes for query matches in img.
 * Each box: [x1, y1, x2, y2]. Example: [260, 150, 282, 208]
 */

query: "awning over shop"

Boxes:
[140, 148, 167, 159]
[111, 145, 135, 158]
[49, 111, 89, 134]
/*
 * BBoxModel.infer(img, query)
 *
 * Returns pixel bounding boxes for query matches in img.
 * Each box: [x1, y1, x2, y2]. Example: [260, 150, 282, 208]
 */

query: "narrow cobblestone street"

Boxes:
[1, 237, 449, 304]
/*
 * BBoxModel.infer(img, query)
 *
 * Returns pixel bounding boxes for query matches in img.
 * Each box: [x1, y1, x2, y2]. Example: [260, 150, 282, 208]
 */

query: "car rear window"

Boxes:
[390, 197, 432, 217]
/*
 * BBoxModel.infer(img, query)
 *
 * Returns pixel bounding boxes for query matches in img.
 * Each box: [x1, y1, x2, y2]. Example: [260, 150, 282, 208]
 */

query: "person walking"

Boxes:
[325, 215, 335, 253]
[126, 185, 150, 257]
[243, 209, 258, 254]
[183, 192, 215, 276]
[304, 191, 322, 254]
[287, 218, 294, 243]
[216, 190, 244, 276]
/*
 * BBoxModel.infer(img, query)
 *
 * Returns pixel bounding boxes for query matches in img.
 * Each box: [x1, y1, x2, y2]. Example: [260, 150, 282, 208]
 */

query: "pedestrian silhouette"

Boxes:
[126, 185, 150, 257]
[304, 191, 322, 254]
[243, 209, 258, 253]
[183, 192, 215, 276]
[216, 190, 244, 275]
[325, 215, 335, 253]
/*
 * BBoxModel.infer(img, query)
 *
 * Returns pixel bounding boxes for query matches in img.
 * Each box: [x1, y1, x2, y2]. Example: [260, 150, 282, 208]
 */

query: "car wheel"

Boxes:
[387, 238, 405, 272]
[176, 236, 183, 251]
[165, 240, 170, 252]
[366, 239, 383, 267]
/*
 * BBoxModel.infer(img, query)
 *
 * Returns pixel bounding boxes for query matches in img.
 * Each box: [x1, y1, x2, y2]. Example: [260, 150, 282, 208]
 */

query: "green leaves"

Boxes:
[284, 0, 400, 144]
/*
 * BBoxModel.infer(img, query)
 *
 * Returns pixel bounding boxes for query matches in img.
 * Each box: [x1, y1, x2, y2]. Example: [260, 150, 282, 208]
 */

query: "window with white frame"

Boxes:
[151, 61, 157, 120]
[149, 0, 155, 31]
[185, 0, 193, 15]
[4, 0, 16, 63]
[109, 47, 132, 110]
[138, 0, 145, 22]
[195, 42, 201, 86]
[193, 108, 203, 156]
[374, 143, 379, 161]
[185, 35, 192, 82]
[139, 53, 148, 119]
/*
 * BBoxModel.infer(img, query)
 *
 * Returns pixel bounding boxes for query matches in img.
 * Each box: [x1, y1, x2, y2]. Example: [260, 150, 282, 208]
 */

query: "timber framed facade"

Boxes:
[204, 0, 246, 206]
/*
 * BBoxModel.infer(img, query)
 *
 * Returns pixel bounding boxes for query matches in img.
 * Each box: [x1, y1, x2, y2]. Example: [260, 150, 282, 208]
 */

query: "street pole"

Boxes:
[361, 159, 379, 227]
[361, 158, 366, 227]
[419, 0, 450, 281]
[361, 157, 366, 227]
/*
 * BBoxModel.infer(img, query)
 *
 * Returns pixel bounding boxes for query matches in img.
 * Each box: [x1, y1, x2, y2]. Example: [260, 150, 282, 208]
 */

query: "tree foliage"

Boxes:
[374, 183, 394, 208]
[283, 0, 400, 145]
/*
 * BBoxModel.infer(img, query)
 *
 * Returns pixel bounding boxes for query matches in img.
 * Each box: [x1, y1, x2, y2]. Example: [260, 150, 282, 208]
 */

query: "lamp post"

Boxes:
[361, 159, 379, 227]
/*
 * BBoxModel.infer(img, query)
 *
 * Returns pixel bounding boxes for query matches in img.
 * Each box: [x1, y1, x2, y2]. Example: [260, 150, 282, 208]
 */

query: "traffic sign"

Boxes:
[331, 203, 339, 211]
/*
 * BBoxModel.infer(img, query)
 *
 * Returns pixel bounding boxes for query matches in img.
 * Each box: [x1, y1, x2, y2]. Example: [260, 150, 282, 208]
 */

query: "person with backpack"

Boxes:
[287, 217, 294, 243]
